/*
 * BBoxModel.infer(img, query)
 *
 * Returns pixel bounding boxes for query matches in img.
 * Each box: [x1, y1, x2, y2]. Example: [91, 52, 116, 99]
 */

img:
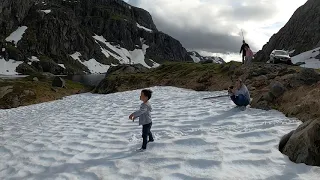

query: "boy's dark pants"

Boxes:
[142, 122, 154, 149]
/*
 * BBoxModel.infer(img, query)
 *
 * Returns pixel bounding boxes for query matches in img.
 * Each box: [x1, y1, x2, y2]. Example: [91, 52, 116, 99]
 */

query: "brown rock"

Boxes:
[250, 94, 272, 110]
[267, 73, 277, 79]
[264, 92, 274, 102]
[252, 75, 269, 87]
[270, 81, 285, 98]
[279, 130, 295, 153]
[282, 119, 320, 166]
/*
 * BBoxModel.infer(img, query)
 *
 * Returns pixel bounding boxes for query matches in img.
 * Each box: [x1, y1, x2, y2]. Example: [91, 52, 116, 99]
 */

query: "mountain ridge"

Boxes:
[255, 0, 320, 62]
[0, 0, 193, 75]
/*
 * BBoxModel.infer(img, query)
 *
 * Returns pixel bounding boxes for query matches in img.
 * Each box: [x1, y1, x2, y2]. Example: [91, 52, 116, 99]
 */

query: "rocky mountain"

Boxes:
[188, 51, 225, 64]
[0, 0, 192, 75]
[255, 0, 320, 62]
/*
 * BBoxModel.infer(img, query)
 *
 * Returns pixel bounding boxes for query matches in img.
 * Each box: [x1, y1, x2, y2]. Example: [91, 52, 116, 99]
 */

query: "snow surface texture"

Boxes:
[70, 52, 110, 74]
[0, 58, 23, 75]
[291, 47, 320, 69]
[1, 87, 320, 180]
[5, 26, 28, 46]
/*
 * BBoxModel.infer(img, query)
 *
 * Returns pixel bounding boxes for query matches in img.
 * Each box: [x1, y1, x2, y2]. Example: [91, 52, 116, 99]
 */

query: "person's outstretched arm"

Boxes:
[132, 103, 148, 119]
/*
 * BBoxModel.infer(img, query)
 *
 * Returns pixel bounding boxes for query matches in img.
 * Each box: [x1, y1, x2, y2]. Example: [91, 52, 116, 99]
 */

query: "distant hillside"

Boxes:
[188, 51, 225, 64]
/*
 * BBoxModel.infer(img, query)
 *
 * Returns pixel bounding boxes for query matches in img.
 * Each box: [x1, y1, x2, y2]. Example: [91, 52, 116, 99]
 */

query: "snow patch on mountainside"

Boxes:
[40, 10, 52, 14]
[58, 64, 66, 69]
[149, 59, 160, 68]
[190, 52, 201, 63]
[28, 56, 40, 62]
[136, 23, 153, 32]
[5, 26, 28, 47]
[93, 35, 131, 64]
[189, 51, 225, 64]
[0, 58, 23, 75]
[291, 47, 320, 69]
[70, 52, 110, 74]
[93, 35, 153, 68]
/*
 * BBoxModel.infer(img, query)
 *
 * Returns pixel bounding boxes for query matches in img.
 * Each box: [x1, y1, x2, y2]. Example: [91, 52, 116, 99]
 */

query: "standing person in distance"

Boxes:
[240, 40, 250, 64]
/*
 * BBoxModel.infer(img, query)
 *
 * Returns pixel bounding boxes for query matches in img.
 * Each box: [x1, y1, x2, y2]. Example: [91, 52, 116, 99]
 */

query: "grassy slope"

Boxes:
[97, 62, 240, 93]
[0, 75, 90, 108]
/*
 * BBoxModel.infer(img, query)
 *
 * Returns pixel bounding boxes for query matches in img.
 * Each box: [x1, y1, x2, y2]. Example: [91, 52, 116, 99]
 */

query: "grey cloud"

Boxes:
[155, 20, 244, 53]
[219, 4, 277, 22]
[126, 0, 278, 54]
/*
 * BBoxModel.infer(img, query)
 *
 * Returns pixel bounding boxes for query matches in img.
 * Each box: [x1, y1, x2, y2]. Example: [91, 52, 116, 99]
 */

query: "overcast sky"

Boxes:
[125, 0, 307, 61]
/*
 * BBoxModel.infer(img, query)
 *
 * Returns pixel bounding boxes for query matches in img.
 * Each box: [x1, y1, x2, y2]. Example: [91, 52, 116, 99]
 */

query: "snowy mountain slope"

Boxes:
[4, 26, 28, 47]
[189, 51, 225, 64]
[0, 58, 23, 75]
[1, 86, 319, 179]
[291, 47, 320, 69]
[0, 0, 191, 75]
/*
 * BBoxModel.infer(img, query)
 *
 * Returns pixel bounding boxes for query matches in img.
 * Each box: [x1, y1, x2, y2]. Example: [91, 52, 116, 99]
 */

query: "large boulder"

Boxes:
[270, 81, 286, 98]
[279, 130, 295, 153]
[250, 94, 272, 110]
[52, 77, 66, 88]
[281, 119, 320, 166]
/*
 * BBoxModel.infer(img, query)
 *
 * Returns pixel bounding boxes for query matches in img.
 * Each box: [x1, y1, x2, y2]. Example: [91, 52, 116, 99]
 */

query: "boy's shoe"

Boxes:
[136, 148, 146, 152]
[148, 139, 154, 143]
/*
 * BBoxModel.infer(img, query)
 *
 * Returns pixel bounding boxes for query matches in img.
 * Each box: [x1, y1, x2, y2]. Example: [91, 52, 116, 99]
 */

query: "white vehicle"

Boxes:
[269, 50, 292, 64]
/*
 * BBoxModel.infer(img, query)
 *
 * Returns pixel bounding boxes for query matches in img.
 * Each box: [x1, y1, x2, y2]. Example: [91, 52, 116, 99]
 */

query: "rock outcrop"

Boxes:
[0, 0, 192, 75]
[255, 0, 320, 61]
[52, 77, 66, 88]
[280, 119, 320, 166]
[106, 64, 148, 75]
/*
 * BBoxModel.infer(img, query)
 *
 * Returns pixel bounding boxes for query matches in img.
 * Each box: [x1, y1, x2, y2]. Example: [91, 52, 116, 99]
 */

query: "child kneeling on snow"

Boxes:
[228, 78, 250, 107]
[129, 89, 154, 151]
